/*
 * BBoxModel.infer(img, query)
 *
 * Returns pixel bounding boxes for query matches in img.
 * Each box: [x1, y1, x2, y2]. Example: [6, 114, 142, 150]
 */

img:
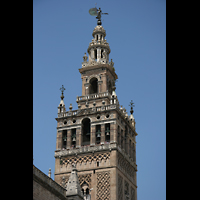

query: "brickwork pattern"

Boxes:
[60, 152, 110, 166]
[118, 152, 135, 184]
[96, 171, 110, 200]
[60, 174, 92, 190]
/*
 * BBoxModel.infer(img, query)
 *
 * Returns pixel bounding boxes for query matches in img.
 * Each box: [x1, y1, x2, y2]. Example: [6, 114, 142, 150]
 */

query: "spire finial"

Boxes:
[59, 85, 66, 100]
[48, 168, 51, 178]
[129, 100, 135, 114]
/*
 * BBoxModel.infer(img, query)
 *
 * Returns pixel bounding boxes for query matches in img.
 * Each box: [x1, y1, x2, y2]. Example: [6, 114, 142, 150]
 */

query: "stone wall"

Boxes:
[33, 165, 67, 200]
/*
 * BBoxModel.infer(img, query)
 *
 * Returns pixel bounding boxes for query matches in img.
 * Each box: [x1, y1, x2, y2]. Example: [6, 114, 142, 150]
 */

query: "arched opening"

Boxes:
[82, 189, 84, 195]
[62, 130, 67, 149]
[96, 125, 101, 144]
[89, 77, 98, 94]
[81, 181, 90, 200]
[86, 188, 90, 195]
[94, 49, 97, 60]
[82, 118, 91, 146]
[105, 123, 110, 143]
[71, 128, 76, 148]
[101, 48, 104, 58]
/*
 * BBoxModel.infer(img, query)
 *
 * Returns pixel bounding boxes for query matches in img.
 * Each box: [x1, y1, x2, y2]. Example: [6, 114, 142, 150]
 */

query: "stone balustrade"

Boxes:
[76, 92, 111, 101]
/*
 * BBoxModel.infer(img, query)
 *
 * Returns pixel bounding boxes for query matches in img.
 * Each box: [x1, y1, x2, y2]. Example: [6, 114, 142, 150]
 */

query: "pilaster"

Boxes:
[90, 125, 96, 146]
[110, 122, 117, 144]
[84, 83, 90, 95]
[67, 129, 72, 150]
[56, 130, 62, 150]
[101, 124, 105, 145]
[76, 127, 81, 148]
[97, 48, 101, 62]
[98, 81, 102, 93]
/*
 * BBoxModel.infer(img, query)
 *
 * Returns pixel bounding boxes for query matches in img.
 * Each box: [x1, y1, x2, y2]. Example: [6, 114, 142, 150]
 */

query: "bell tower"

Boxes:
[54, 11, 138, 200]
[80, 24, 117, 98]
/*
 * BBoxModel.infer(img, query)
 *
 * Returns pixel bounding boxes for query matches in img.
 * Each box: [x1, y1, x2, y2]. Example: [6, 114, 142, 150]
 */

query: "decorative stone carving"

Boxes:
[96, 171, 110, 200]
[131, 186, 135, 200]
[118, 174, 123, 200]
[60, 152, 110, 166]
[118, 152, 135, 184]
[124, 180, 129, 200]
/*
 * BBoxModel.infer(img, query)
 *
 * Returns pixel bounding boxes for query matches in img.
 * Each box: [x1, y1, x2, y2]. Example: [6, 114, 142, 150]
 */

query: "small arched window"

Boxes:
[89, 77, 98, 94]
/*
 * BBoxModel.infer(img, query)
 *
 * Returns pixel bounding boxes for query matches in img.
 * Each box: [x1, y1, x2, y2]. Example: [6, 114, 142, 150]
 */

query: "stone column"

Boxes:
[84, 83, 90, 95]
[76, 127, 81, 148]
[98, 34, 101, 43]
[101, 124, 105, 145]
[88, 50, 91, 62]
[110, 122, 117, 144]
[98, 81, 102, 93]
[91, 48, 94, 60]
[101, 74, 107, 93]
[90, 125, 96, 146]
[56, 130, 62, 150]
[97, 48, 101, 62]
[67, 129, 72, 149]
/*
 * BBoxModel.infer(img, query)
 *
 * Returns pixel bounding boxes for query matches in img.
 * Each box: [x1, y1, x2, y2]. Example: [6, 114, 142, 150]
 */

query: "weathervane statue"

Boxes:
[89, 7, 108, 25]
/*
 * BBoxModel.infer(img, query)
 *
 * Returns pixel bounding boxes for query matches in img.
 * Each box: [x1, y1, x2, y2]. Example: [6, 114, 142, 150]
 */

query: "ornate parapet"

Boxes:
[76, 92, 111, 102]
[57, 104, 117, 119]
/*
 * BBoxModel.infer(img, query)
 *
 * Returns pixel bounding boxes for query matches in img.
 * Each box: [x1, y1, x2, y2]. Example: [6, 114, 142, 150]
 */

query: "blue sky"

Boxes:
[33, 0, 166, 199]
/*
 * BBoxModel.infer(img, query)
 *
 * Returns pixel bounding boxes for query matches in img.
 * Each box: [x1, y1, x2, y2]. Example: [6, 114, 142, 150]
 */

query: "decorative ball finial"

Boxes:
[69, 103, 73, 110]
[129, 100, 135, 114]
[60, 85, 66, 100]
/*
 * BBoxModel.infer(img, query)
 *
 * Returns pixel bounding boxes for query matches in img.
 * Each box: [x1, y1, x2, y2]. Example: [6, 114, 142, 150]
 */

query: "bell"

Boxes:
[105, 127, 110, 136]
[97, 133, 101, 138]
[72, 137, 76, 142]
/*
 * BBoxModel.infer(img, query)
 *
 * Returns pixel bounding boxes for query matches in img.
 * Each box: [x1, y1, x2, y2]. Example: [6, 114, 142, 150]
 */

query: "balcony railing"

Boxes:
[76, 92, 111, 102]
[57, 104, 118, 118]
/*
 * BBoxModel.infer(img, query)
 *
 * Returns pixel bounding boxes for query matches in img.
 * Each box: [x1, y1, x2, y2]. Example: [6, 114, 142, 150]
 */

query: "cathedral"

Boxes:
[53, 12, 138, 200]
